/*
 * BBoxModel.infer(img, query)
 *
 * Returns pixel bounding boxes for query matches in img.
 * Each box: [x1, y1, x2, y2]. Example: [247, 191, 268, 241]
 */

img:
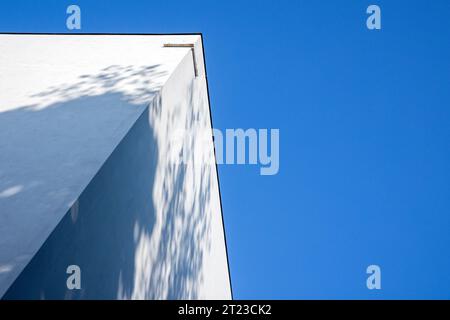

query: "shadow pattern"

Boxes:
[2, 63, 214, 299]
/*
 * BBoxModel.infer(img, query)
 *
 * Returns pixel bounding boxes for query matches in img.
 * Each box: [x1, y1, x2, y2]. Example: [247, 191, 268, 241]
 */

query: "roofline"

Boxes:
[0, 32, 203, 36]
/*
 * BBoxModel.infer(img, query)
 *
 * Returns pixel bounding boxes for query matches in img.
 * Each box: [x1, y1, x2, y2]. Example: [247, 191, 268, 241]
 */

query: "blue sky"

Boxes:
[1, 0, 449, 299]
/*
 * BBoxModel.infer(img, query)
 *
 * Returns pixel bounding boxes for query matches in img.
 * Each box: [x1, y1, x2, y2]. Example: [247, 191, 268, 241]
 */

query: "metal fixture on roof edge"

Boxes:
[163, 43, 198, 77]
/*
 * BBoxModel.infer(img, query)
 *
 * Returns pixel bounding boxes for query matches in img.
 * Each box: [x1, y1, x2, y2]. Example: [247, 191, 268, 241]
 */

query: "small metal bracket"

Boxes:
[163, 43, 198, 77]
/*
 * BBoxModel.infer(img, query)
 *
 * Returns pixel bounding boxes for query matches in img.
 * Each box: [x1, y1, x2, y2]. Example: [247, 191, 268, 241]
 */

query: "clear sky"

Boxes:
[1, 0, 449, 299]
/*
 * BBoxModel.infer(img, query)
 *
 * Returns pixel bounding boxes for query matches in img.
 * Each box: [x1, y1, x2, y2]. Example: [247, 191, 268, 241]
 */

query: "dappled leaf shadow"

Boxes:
[1, 64, 215, 299]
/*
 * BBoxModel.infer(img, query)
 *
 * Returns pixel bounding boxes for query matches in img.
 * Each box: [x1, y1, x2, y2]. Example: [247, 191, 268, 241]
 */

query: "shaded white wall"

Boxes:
[0, 35, 231, 299]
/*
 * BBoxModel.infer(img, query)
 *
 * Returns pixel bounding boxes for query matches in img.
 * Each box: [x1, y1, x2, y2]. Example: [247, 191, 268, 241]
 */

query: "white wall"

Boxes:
[0, 34, 231, 299]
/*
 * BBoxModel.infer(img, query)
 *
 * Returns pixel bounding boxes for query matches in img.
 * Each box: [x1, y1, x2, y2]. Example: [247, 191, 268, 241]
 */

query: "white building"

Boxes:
[0, 34, 231, 299]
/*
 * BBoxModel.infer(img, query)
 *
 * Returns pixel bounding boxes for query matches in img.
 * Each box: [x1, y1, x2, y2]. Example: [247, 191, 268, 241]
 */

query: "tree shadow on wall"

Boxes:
[1, 64, 213, 300]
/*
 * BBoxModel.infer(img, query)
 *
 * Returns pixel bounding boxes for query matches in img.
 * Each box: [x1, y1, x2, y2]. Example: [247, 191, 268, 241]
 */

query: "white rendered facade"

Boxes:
[0, 34, 231, 299]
